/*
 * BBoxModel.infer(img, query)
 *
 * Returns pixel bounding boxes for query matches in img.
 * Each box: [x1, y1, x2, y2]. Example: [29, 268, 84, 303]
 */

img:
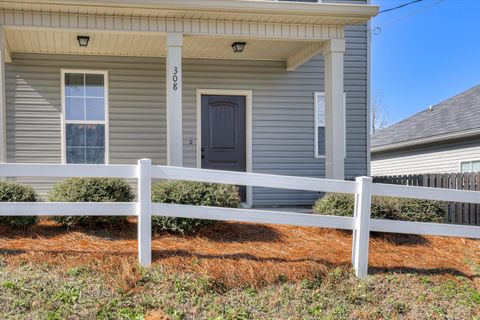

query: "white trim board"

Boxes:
[366, 0, 372, 176]
[0, 28, 6, 163]
[314, 92, 326, 159]
[60, 69, 110, 164]
[0, 2, 377, 27]
[196, 89, 253, 208]
[314, 91, 346, 160]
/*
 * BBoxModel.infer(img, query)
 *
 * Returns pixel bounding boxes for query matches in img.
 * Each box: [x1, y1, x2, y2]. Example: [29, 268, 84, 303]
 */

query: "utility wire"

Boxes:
[373, 0, 445, 35]
[379, 0, 424, 14]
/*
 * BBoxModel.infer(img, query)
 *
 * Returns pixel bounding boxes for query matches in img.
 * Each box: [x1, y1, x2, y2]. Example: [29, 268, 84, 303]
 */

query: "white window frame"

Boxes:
[60, 69, 109, 164]
[314, 92, 346, 159]
[314, 92, 326, 159]
[459, 159, 480, 173]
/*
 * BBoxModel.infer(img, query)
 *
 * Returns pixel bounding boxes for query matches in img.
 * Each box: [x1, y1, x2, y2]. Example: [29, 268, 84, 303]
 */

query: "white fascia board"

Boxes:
[6, 0, 379, 23]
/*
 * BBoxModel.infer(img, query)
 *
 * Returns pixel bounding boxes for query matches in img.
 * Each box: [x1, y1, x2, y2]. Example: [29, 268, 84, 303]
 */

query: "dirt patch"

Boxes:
[0, 219, 479, 288]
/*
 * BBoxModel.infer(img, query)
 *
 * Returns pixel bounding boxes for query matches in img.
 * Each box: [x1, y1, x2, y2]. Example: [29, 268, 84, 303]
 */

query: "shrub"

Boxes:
[48, 178, 134, 228]
[0, 180, 38, 227]
[313, 193, 446, 223]
[151, 181, 240, 234]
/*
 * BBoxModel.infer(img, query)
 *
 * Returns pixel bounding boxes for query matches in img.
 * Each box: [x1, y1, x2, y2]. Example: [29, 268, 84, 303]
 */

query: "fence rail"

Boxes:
[374, 173, 480, 225]
[1, 159, 480, 278]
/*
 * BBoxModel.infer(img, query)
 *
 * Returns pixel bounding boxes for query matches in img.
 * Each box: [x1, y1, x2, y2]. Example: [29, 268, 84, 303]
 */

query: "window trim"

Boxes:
[314, 92, 326, 159]
[60, 69, 109, 164]
[314, 92, 346, 159]
[459, 159, 480, 173]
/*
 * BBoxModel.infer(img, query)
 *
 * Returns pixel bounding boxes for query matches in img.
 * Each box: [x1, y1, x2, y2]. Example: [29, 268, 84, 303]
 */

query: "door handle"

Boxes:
[201, 147, 205, 159]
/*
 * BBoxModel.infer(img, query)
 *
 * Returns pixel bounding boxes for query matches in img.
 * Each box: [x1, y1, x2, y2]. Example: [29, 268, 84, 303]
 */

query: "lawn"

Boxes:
[1, 220, 480, 319]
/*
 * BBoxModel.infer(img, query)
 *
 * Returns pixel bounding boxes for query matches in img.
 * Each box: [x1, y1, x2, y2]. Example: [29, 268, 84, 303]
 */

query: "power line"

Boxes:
[373, 0, 445, 35]
[379, 0, 424, 14]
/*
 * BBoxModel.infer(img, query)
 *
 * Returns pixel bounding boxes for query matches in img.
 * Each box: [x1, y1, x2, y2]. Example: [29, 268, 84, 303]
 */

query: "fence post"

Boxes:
[352, 176, 372, 278]
[138, 158, 152, 266]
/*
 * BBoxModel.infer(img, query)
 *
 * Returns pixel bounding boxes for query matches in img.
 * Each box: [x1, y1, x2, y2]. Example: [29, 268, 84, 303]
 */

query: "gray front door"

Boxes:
[201, 95, 247, 201]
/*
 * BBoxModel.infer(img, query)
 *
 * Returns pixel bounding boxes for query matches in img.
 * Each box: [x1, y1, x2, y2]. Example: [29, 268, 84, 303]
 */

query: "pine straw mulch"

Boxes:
[0, 218, 479, 290]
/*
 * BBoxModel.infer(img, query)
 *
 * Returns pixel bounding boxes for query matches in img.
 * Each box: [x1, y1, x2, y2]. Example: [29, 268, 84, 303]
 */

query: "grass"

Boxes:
[1, 262, 480, 319]
[0, 220, 480, 319]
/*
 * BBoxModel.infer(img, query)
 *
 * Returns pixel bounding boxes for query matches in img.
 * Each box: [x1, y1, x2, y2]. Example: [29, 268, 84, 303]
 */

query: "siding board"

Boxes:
[6, 54, 166, 195]
[372, 138, 480, 176]
[6, 21, 368, 205]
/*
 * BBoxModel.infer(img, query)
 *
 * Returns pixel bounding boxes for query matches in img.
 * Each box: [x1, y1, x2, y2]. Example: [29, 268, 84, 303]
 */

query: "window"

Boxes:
[62, 70, 108, 164]
[314, 93, 326, 158]
[314, 92, 346, 158]
[460, 160, 480, 173]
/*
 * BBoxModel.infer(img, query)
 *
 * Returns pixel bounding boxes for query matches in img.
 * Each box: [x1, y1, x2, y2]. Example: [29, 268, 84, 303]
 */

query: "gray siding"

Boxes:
[181, 24, 368, 205]
[6, 23, 368, 205]
[371, 138, 480, 176]
[6, 55, 166, 165]
[6, 55, 166, 194]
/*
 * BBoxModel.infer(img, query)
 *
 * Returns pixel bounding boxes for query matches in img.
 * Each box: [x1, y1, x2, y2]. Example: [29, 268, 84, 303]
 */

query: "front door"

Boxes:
[201, 95, 247, 201]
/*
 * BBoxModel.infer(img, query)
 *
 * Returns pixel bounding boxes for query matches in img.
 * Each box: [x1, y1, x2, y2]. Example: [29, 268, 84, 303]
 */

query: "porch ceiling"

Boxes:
[5, 28, 325, 64]
[1, 0, 377, 69]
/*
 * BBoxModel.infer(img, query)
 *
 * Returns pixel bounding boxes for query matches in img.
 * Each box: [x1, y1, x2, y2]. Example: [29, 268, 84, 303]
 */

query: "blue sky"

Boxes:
[371, 0, 480, 125]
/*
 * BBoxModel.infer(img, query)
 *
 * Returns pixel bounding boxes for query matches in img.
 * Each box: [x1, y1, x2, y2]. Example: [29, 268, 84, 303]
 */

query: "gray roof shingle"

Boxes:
[371, 84, 480, 148]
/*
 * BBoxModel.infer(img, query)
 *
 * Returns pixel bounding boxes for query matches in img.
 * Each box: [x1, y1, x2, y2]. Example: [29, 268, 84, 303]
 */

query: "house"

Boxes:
[0, 0, 377, 207]
[371, 85, 480, 176]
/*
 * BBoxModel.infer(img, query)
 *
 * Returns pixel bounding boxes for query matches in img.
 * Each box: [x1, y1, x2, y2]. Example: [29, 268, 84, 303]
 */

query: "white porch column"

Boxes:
[324, 39, 346, 180]
[0, 29, 6, 163]
[166, 32, 183, 166]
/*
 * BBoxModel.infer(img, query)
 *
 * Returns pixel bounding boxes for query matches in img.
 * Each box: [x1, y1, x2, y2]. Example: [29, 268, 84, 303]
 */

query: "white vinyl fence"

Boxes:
[1, 158, 480, 278]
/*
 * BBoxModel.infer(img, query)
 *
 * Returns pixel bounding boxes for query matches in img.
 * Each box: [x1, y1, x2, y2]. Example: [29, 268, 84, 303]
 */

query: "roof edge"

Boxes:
[371, 128, 480, 153]
[5, 0, 379, 22]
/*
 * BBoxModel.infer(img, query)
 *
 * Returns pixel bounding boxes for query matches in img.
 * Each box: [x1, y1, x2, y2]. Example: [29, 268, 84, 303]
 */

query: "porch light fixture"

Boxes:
[232, 42, 246, 53]
[77, 35, 90, 47]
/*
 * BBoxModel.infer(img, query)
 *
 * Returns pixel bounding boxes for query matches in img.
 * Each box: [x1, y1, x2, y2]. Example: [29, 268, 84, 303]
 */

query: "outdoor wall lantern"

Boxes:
[77, 35, 90, 47]
[232, 42, 246, 53]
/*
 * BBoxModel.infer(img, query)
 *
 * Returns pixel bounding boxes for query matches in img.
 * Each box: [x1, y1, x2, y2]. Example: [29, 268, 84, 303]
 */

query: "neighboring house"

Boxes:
[0, 0, 377, 206]
[371, 85, 480, 176]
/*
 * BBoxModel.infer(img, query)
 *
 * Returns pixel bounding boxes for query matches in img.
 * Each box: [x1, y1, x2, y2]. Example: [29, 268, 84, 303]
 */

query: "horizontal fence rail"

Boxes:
[372, 183, 480, 204]
[0, 202, 136, 216]
[153, 203, 355, 230]
[0, 163, 138, 178]
[152, 165, 359, 194]
[1, 159, 480, 278]
[370, 219, 480, 239]
[374, 173, 480, 225]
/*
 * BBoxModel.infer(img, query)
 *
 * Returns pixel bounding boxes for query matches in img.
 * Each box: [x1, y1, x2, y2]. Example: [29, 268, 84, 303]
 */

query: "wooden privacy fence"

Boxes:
[1, 159, 480, 279]
[374, 173, 480, 225]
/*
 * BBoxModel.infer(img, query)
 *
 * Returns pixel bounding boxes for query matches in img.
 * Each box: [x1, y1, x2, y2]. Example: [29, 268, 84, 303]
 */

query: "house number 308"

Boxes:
[172, 67, 179, 91]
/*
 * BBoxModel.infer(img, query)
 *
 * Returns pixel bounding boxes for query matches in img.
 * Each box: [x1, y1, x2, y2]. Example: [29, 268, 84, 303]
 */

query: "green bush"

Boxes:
[48, 178, 134, 228]
[0, 180, 38, 227]
[151, 181, 240, 234]
[313, 193, 446, 223]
